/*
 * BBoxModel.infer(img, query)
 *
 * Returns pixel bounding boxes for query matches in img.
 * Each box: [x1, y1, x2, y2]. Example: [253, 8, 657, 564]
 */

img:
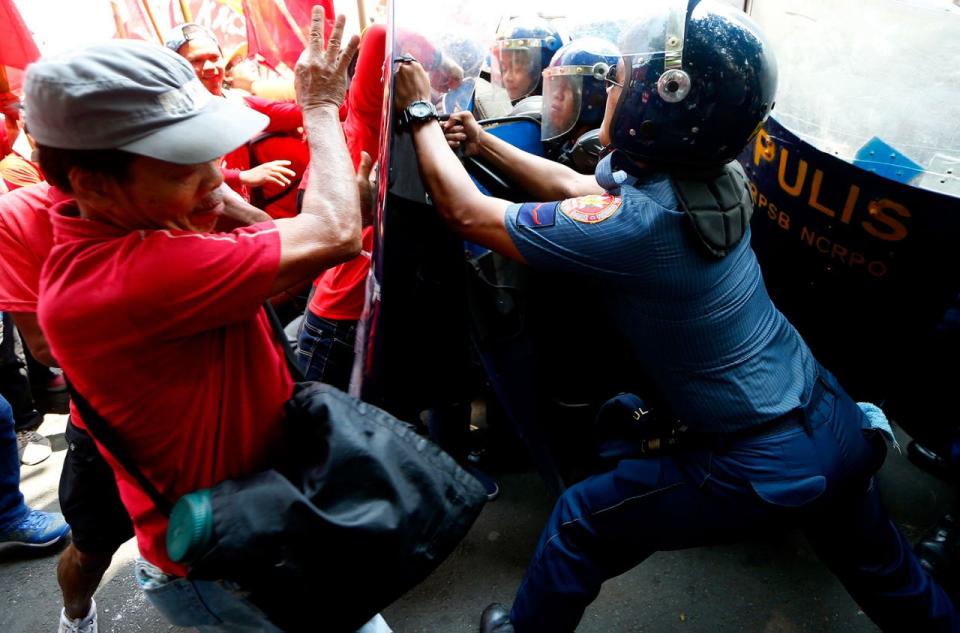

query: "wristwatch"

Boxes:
[399, 99, 439, 128]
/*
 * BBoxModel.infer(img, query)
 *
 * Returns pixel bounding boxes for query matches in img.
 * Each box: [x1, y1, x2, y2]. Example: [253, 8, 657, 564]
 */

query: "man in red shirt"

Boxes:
[0, 179, 271, 633]
[26, 8, 369, 631]
[0, 104, 43, 191]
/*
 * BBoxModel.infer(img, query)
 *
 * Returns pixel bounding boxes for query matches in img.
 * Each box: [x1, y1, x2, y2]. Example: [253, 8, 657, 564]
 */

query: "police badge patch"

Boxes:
[559, 194, 623, 224]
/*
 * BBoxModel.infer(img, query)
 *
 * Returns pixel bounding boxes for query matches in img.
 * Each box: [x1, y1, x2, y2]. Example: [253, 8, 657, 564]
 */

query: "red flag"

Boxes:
[242, 0, 335, 70]
[0, 0, 41, 69]
[0, 66, 25, 96]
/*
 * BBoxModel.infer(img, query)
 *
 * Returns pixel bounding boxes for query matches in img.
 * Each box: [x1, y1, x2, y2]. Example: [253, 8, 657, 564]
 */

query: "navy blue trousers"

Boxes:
[510, 369, 959, 632]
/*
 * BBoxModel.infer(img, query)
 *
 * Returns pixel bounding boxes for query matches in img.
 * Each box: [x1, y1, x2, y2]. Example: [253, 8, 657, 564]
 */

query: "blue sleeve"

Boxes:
[504, 194, 651, 278]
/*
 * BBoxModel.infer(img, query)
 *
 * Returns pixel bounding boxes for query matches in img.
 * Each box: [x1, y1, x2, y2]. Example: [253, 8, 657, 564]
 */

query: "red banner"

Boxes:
[0, 0, 40, 70]
[242, 0, 334, 70]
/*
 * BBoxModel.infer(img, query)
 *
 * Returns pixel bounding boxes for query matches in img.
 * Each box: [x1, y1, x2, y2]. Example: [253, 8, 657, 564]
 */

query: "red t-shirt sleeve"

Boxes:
[122, 222, 281, 339]
[243, 95, 303, 133]
[343, 24, 386, 168]
[0, 213, 45, 310]
[0, 185, 57, 312]
[308, 226, 373, 320]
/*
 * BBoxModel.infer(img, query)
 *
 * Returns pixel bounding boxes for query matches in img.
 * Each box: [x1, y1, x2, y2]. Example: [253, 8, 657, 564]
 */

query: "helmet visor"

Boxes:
[540, 67, 589, 141]
[616, 0, 687, 69]
[491, 39, 544, 101]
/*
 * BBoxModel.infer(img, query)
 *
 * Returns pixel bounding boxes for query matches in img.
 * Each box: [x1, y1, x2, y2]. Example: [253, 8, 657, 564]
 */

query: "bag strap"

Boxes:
[66, 380, 173, 517]
[63, 305, 301, 519]
[246, 131, 305, 210]
[263, 302, 305, 382]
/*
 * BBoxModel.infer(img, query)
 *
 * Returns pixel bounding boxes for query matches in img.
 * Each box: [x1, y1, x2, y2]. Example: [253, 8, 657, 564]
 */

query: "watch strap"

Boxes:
[400, 100, 439, 127]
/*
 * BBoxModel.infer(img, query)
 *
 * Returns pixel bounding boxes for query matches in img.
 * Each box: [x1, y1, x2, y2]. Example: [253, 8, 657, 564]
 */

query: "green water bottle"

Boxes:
[166, 489, 214, 564]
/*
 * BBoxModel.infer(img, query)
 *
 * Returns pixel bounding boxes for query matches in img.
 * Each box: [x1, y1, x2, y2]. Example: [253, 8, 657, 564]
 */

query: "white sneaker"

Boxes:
[17, 430, 52, 466]
[58, 599, 97, 633]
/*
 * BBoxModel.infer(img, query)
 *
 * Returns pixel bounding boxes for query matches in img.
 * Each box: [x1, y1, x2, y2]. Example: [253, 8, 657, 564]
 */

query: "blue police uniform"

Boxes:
[499, 154, 959, 632]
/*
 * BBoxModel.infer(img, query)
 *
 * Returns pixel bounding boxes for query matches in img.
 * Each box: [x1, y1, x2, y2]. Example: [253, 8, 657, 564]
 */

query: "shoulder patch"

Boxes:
[515, 201, 559, 229]
[559, 194, 622, 224]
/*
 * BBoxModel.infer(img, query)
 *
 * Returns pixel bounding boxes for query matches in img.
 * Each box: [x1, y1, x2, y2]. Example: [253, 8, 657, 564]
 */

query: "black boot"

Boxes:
[916, 511, 960, 590]
[480, 603, 514, 633]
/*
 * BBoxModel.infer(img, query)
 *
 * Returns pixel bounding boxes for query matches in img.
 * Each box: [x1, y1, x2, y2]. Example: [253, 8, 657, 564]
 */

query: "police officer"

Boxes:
[393, 0, 959, 630]
[540, 36, 620, 171]
[490, 15, 566, 103]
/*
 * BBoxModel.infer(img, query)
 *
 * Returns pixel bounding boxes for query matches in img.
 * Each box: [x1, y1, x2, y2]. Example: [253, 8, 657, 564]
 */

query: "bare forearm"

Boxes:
[268, 278, 312, 308]
[269, 105, 361, 294]
[409, 120, 524, 261]
[216, 184, 271, 230]
[477, 130, 594, 200]
[412, 121, 502, 224]
[302, 105, 361, 243]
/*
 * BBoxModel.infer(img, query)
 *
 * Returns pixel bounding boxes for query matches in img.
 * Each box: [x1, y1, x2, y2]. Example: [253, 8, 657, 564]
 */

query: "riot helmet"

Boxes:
[608, 0, 777, 166]
[541, 37, 620, 142]
[490, 15, 566, 102]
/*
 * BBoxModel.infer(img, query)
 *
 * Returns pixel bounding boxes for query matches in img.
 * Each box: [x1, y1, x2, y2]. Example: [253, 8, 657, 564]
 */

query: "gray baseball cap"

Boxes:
[24, 39, 268, 164]
[164, 23, 220, 54]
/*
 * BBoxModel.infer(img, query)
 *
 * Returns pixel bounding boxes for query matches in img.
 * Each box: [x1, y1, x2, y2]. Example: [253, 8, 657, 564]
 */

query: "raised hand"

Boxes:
[294, 6, 360, 112]
[239, 159, 297, 187]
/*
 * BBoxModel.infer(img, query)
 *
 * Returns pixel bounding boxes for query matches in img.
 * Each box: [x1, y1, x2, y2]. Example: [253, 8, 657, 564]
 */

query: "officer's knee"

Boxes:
[551, 481, 594, 527]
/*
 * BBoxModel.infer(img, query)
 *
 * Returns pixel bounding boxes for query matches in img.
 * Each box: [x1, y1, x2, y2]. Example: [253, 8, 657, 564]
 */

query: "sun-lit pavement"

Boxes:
[0, 411, 952, 633]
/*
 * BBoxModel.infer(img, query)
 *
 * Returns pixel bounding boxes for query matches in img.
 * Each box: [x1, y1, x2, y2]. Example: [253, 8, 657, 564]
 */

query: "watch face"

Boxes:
[410, 101, 433, 118]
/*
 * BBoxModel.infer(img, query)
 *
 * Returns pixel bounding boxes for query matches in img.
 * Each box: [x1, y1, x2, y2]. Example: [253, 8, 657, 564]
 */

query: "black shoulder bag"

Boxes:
[67, 305, 487, 633]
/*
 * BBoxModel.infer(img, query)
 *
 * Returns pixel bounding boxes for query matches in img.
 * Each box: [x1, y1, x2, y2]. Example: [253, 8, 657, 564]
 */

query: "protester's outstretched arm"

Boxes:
[238, 160, 297, 188]
[444, 111, 602, 200]
[270, 7, 362, 296]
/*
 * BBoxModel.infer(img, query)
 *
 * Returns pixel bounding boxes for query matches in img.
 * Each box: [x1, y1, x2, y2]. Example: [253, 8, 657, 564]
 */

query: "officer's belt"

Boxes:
[678, 372, 830, 451]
